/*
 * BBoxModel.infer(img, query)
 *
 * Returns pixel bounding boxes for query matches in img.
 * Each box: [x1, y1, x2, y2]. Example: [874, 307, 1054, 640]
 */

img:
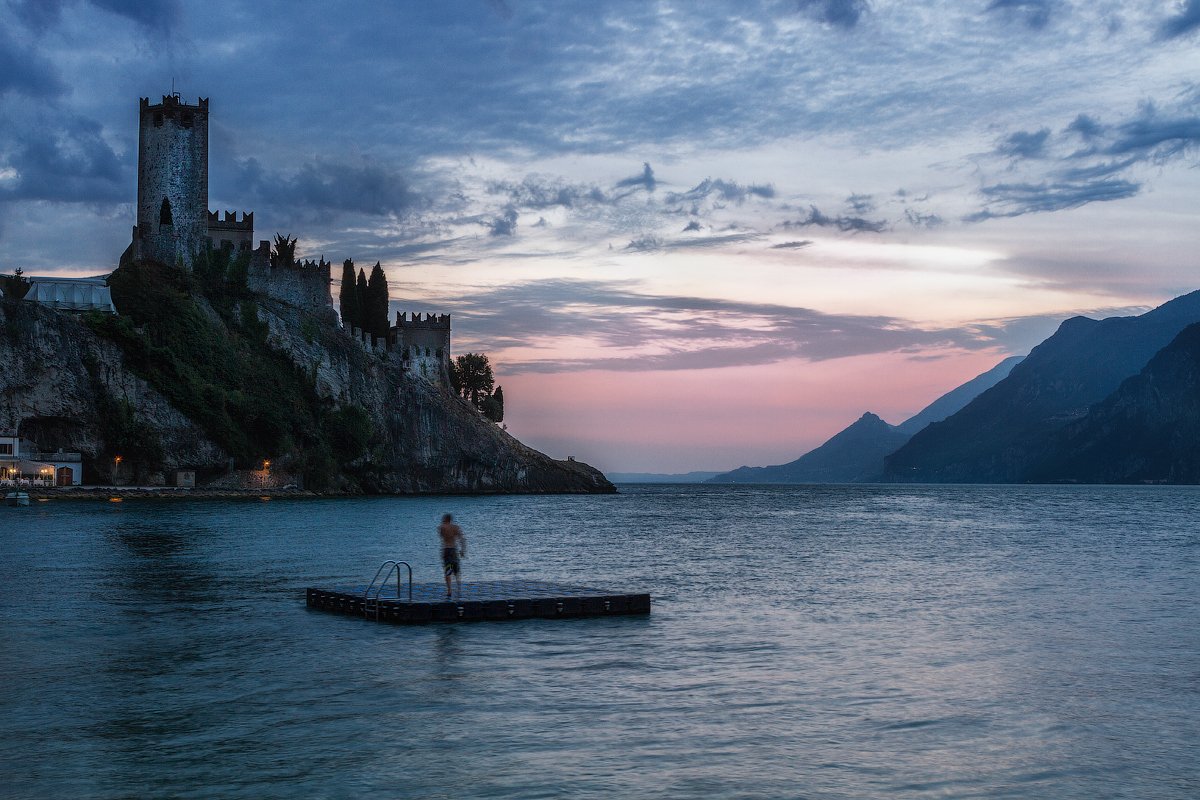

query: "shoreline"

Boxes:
[22, 485, 618, 501]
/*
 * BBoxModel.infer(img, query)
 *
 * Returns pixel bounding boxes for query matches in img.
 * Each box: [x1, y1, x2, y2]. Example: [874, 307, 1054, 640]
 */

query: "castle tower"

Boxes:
[133, 94, 209, 269]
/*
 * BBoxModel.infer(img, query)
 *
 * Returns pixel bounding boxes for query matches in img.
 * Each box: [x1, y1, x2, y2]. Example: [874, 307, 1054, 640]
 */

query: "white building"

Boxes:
[21, 276, 117, 313]
[0, 431, 83, 486]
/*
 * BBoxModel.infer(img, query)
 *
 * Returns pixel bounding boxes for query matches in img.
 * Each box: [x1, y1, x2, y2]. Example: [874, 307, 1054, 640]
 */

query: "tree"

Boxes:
[450, 353, 495, 408]
[366, 261, 390, 338]
[339, 259, 359, 330]
[2, 268, 31, 300]
[481, 385, 504, 423]
[355, 268, 369, 335]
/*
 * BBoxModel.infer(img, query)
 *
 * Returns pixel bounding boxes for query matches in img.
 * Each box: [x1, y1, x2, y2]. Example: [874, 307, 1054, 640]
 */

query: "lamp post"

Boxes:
[113, 455, 122, 487]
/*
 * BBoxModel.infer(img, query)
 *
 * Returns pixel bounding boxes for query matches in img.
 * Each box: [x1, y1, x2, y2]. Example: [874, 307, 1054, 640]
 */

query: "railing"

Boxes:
[362, 560, 413, 620]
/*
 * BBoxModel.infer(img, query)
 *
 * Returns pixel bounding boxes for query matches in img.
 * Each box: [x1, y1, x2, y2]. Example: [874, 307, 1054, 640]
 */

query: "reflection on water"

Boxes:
[1, 486, 1198, 799]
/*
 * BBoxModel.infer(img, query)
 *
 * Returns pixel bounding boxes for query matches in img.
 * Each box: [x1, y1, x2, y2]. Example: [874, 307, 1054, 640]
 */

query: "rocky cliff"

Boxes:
[0, 262, 613, 494]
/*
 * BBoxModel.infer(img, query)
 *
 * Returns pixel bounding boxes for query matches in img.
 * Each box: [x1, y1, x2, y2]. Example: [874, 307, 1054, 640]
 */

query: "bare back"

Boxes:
[438, 522, 463, 549]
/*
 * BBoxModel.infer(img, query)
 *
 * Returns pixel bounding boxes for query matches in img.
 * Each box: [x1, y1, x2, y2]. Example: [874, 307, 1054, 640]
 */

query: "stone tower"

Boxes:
[132, 94, 209, 269]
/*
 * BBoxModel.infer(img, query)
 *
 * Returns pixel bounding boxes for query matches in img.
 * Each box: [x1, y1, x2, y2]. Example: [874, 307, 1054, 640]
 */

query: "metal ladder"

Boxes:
[362, 560, 413, 620]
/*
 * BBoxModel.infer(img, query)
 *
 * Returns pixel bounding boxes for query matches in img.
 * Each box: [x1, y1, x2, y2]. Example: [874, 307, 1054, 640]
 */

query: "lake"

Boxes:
[1, 485, 1197, 799]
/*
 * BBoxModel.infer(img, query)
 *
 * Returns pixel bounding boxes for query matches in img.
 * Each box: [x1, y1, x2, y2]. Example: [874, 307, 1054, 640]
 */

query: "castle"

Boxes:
[126, 93, 449, 376]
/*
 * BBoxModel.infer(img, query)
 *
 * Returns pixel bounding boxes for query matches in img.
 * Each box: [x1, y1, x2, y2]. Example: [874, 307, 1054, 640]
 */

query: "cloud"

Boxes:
[433, 277, 1036, 374]
[0, 115, 126, 202]
[985, 0, 1053, 30]
[796, 0, 870, 29]
[1065, 113, 1105, 141]
[682, 220, 701, 232]
[665, 178, 776, 208]
[903, 209, 943, 228]
[996, 128, 1051, 159]
[971, 96, 1200, 219]
[89, 0, 181, 31]
[846, 193, 874, 213]
[0, 27, 68, 98]
[487, 206, 519, 236]
[769, 240, 813, 249]
[232, 156, 424, 218]
[965, 178, 1140, 221]
[781, 205, 887, 233]
[615, 162, 656, 192]
[1159, 0, 1200, 39]
[487, 175, 607, 209]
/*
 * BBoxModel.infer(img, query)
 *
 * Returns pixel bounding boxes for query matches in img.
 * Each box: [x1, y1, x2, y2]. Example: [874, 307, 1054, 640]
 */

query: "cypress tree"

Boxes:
[339, 259, 359, 330]
[355, 269, 369, 335]
[366, 261, 389, 338]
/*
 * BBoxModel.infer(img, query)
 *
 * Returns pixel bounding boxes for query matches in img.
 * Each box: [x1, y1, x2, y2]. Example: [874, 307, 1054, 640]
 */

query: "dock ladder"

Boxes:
[362, 560, 413, 620]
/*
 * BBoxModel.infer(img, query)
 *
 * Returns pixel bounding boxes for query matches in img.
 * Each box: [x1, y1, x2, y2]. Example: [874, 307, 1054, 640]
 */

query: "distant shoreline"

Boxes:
[24, 486, 616, 501]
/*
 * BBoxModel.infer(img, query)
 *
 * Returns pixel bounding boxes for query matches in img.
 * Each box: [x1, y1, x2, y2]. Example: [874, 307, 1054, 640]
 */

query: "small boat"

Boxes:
[5, 491, 30, 507]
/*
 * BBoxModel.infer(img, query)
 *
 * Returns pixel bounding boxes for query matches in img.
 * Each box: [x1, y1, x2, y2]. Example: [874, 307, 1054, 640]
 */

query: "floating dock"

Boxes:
[306, 580, 651, 624]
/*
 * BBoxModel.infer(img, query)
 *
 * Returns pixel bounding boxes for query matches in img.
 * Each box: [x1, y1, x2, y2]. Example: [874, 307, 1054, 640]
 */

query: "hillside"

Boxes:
[1029, 323, 1200, 483]
[0, 260, 613, 493]
[710, 412, 911, 483]
[708, 355, 1022, 484]
[883, 291, 1200, 482]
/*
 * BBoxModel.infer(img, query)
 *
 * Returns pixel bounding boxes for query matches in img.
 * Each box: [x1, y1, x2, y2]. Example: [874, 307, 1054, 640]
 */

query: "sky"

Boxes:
[1, 0, 1198, 473]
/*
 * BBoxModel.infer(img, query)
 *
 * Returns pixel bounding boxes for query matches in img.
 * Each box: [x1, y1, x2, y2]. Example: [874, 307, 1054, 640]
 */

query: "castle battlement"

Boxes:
[207, 210, 253, 230]
[140, 95, 209, 113]
[395, 311, 451, 330]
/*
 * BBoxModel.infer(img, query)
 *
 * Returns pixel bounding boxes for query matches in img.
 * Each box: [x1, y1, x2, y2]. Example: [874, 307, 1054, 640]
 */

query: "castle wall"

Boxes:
[207, 210, 255, 252]
[134, 96, 209, 269]
[247, 247, 334, 316]
[392, 312, 451, 381]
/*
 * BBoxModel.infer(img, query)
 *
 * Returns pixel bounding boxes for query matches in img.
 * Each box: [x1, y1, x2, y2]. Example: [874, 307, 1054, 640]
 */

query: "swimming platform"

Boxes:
[307, 562, 651, 624]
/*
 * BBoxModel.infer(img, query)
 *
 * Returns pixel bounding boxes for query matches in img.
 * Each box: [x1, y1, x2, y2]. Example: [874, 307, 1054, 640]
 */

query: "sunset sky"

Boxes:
[2, 1, 1198, 472]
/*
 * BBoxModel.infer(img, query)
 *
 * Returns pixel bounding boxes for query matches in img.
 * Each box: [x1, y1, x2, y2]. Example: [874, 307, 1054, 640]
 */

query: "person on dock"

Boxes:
[439, 513, 467, 599]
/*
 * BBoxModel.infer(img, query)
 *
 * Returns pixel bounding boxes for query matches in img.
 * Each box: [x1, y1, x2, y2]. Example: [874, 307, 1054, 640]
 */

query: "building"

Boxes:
[0, 431, 82, 486]
[21, 276, 117, 313]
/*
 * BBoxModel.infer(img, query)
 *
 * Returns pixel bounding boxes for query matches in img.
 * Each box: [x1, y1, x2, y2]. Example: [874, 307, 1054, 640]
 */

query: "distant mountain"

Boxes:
[608, 471, 722, 483]
[1028, 322, 1200, 483]
[709, 412, 910, 483]
[883, 290, 1200, 482]
[896, 356, 1024, 434]
[707, 355, 1022, 484]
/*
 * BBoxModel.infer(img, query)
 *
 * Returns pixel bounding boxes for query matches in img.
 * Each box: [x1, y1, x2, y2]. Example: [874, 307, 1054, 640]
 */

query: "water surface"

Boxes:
[1, 485, 1197, 798]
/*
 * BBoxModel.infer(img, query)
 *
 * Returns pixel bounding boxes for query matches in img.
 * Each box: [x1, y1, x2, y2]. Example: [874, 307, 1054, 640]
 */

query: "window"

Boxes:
[181, 113, 193, 128]
[0, 443, 12, 456]
[153, 112, 163, 127]
[160, 197, 172, 226]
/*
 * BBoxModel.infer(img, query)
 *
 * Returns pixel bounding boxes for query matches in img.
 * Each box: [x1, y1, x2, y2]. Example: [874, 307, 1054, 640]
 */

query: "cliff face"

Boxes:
[0, 264, 613, 494]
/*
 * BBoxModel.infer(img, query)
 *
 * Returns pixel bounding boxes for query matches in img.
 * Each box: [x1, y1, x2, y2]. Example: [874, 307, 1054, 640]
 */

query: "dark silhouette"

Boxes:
[339, 259, 359, 330]
[438, 513, 466, 598]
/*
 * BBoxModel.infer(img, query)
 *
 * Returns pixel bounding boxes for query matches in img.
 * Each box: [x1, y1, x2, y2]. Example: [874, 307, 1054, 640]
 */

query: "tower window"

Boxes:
[153, 112, 163, 127]
[159, 197, 173, 226]
[181, 113, 193, 128]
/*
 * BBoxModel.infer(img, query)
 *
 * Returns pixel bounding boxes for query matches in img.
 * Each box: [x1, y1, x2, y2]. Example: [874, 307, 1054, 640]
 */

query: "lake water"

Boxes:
[1, 485, 1198, 799]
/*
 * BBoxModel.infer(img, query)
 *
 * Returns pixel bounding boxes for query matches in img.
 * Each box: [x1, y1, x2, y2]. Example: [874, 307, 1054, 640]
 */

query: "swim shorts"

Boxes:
[442, 547, 460, 576]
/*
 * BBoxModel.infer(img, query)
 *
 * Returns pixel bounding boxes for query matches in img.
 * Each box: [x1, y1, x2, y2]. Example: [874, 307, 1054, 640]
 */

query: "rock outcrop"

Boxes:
[0, 265, 613, 494]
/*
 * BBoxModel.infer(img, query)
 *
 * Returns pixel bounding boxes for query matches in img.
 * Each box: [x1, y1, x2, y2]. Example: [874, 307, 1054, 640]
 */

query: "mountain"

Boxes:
[896, 356, 1024, 434]
[709, 412, 911, 483]
[0, 261, 613, 494]
[608, 471, 722, 483]
[1028, 322, 1200, 483]
[883, 290, 1200, 482]
[707, 355, 1022, 484]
